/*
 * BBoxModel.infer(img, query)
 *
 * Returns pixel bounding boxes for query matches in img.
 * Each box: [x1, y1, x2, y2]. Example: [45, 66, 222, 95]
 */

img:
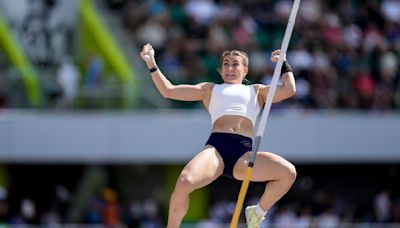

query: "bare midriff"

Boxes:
[211, 115, 254, 138]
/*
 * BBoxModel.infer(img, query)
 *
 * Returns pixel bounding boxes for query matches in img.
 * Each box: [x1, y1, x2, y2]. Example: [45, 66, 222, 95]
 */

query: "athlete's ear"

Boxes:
[243, 66, 248, 77]
[216, 67, 222, 75]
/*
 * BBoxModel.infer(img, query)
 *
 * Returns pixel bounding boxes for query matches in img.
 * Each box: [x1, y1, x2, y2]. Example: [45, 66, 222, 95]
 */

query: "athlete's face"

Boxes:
[221, 55, 248, 84]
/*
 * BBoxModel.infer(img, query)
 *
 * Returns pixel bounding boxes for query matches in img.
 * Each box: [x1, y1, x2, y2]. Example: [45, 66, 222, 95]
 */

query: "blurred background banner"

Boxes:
[0, 0, 399, 227]
[0, 110, 399, 163]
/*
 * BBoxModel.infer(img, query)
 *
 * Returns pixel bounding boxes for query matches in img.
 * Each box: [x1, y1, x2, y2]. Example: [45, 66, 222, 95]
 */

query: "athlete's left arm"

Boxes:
[257, 71, 296, 104]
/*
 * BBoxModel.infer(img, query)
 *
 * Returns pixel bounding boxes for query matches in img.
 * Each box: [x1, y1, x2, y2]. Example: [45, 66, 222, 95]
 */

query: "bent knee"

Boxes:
[284, 162, 297, 184]
[174, 173, 196, 193]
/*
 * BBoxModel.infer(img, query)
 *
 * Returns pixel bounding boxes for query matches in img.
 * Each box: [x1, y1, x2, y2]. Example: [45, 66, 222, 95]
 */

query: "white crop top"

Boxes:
[208, 83, 261, 126]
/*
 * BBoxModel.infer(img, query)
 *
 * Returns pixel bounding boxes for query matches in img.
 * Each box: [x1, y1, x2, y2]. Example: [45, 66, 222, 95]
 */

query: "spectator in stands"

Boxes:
[374, 190, 392, 223]
[56, 56, 80, 108]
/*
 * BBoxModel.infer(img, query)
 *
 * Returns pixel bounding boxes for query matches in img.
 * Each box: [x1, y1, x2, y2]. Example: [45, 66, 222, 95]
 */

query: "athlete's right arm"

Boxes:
[140, 43, 212, 101]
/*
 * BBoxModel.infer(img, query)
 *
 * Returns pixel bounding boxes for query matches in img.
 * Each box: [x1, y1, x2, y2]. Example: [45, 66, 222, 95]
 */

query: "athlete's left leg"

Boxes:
[233, 151, 297, 212]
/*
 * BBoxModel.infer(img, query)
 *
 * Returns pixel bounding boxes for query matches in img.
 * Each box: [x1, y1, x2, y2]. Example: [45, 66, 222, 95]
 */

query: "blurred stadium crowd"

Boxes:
[0, 0, 398, 110]
[1, 164, 399, 227]
[115, 0, 400, 110]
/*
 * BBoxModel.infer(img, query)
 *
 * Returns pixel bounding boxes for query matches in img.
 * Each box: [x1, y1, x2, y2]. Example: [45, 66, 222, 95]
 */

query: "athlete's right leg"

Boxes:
[167, 146, 224, 228]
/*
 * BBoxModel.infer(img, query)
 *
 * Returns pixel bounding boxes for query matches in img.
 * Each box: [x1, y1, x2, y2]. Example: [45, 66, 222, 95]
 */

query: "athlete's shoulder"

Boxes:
[252, 83, 268, 90]
[197, 82, 215, 94]
[198, 82, 215, 88]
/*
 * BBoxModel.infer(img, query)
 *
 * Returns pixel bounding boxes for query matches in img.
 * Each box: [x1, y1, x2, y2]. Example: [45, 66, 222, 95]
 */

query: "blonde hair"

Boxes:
[220, 50, 249, 67]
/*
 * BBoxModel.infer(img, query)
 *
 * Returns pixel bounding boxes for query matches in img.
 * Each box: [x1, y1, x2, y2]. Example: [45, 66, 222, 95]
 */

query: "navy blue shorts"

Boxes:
[205, 132, 253, 179]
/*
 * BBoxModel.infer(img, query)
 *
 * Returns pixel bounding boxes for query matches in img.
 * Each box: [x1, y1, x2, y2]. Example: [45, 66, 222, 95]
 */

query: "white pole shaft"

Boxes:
[251, 0, 301, 163]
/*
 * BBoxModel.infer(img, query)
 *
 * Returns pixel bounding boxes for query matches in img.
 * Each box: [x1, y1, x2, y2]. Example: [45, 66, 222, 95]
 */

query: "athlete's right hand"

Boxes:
[140, 43, 156, 65]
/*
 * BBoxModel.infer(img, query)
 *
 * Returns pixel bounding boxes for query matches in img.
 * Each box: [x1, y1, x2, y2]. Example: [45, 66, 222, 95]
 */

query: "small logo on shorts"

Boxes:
[241, 140, 252, 148]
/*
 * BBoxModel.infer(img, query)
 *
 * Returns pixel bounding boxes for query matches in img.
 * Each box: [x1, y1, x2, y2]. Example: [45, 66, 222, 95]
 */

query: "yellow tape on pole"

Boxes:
[230, 166, 253, 228]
